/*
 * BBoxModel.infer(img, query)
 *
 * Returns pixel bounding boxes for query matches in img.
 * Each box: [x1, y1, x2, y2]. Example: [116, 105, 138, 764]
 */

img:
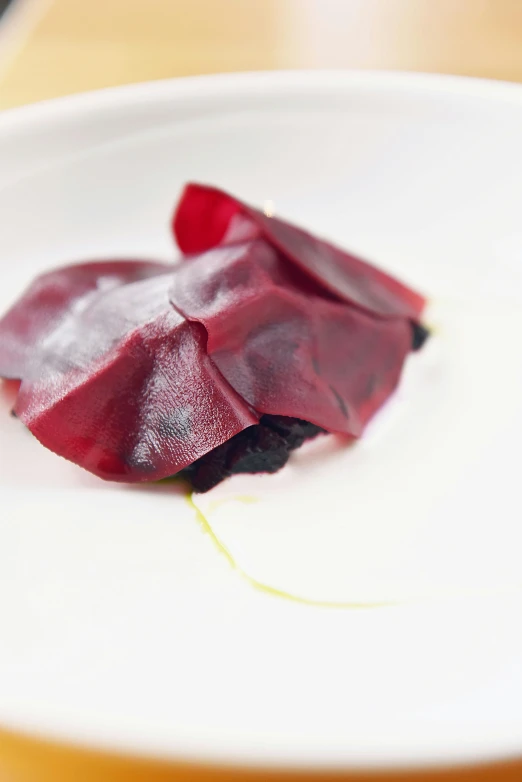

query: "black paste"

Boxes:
[180, 415, 325, 493]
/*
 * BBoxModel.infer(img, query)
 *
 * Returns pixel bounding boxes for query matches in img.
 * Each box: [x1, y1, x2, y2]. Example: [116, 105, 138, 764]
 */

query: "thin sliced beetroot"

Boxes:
[0, 260, 169, 380]
[1, 267, 257, 481]
[0, 185, 427, 485]
[170, 239, 413, 436]
[173, 183, 425, 320]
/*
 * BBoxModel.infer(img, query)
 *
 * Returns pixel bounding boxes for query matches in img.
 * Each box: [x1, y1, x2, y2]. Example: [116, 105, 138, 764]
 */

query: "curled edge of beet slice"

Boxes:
[172, 182, 426, 321]
[0, 186, 428, 487]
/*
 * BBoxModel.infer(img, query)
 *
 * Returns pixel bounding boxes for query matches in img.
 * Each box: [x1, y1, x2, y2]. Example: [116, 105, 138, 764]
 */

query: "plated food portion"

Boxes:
[0, 184, 428, 490]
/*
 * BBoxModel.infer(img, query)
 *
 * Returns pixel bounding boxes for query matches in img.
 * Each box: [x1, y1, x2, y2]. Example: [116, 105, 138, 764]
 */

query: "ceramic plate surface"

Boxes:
[1, 71, 522, 771]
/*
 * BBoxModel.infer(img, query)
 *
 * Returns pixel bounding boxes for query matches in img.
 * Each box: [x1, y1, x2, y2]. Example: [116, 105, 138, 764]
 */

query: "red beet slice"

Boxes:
[0, 260, 169, 380]
[173, 183, 425, 320]
[2, 268, 257, 481]
[170, 239, 413, 436]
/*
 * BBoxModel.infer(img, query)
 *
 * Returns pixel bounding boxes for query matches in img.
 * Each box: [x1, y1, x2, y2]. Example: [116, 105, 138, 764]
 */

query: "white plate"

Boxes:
[1, 71, 522, 771]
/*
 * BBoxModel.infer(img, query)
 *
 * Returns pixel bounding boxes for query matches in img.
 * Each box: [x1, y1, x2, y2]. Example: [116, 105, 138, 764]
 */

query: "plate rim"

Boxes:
[2, 68, 522, 131]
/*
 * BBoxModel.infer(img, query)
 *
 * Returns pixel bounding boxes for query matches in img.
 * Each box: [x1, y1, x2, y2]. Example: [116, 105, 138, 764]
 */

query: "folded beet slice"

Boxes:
[0, 259, 169, 380]
[170, 239, 413, 436]
[172, 183, 425, 320]
[1, 269, 257, 481]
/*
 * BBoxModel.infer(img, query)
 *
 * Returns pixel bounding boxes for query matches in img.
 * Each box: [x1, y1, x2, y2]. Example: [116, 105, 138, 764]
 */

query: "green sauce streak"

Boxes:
[186, 495, 395, 610]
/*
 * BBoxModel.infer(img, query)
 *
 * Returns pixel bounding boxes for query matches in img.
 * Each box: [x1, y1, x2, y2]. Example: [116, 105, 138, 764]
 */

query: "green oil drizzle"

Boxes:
[186, 495, 394, 610]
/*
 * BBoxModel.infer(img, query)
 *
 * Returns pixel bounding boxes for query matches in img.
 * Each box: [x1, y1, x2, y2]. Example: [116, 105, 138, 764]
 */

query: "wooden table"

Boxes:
[1, 0, 522, 779]
[1, 0, 522, 109]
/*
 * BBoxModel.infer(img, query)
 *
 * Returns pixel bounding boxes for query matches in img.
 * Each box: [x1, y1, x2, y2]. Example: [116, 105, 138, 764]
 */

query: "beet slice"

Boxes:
[173, 183, 425, 320]
[1, 269, 257, 481]
[0, 260, 169, 380]
[170, 239, 413, 436]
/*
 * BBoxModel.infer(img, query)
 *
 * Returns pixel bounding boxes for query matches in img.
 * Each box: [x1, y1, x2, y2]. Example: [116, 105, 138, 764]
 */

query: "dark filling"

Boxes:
[411, 322, 430, 351]
[180, 416, 325, 493]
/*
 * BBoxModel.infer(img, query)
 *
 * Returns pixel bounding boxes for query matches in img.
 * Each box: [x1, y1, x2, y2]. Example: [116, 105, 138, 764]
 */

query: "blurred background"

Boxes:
[1, 0, 522, 109]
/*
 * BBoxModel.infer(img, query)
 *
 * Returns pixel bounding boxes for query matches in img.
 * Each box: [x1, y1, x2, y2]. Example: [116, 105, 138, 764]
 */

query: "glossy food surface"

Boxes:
[0, 185, 425, 481]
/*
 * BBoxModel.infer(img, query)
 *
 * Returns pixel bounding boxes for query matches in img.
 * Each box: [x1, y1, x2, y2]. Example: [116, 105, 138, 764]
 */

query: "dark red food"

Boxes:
[0, 260, 169, 381]
[169, 239, 414, 436]
[0, 267, 257, 481]
[0, 184, 428, 486]
[173, 183, 425, 320]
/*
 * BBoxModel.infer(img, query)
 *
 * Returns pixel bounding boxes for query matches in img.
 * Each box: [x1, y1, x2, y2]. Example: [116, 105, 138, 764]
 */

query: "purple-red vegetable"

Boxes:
[0, 184, 427, 485]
